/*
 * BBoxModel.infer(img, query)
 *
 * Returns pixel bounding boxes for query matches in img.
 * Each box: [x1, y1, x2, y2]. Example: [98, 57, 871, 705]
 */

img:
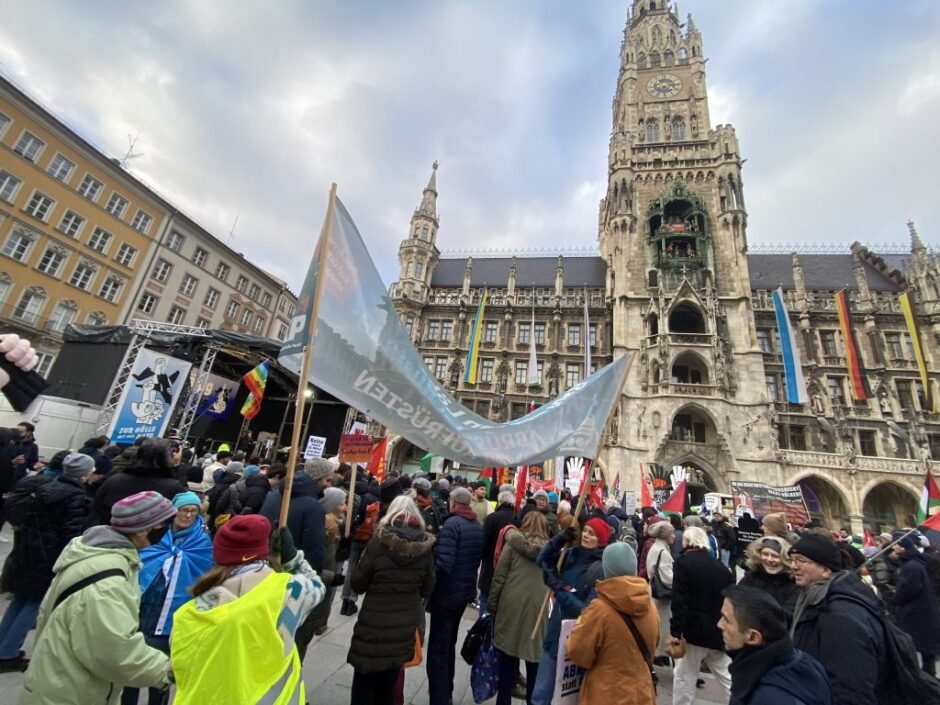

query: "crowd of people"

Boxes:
[0, 424, 937, 705]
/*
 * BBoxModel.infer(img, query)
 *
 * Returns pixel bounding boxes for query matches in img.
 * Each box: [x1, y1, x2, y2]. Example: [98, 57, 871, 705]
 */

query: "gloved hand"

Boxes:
[271, 526, 297, 565]
[331, 572, 346, 587]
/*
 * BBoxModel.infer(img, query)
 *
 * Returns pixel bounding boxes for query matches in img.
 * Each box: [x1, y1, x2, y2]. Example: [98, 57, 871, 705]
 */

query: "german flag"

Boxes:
[899, 290, 938, 413]
[834, 290, 871, 401]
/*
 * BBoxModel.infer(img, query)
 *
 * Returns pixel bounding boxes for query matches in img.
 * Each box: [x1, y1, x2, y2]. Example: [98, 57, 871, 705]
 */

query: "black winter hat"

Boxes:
[380, 478, 403, 504]
[790, 533, 843, 571]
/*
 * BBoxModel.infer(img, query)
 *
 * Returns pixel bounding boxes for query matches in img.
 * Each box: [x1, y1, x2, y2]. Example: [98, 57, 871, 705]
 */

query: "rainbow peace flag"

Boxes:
[240, 361, 269, 420]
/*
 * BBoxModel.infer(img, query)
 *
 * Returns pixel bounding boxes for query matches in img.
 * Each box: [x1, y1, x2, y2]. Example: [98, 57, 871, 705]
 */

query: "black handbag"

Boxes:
[650, 552, 673, 600]
[460, 614, 491, 665]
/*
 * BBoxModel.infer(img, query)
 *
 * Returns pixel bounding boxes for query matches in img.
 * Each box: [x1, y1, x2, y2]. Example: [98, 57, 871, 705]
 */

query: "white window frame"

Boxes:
[34, 352, 55, 377]
[204, 288, 220, 309]
[115, 242, 137, 267]
[131, 210, 153, 234]
[105, 192, 129, 218]
[46, 153, 76, 183]
[239, 308, 252, 326]
[0, 112, 10, 139]
[57, 209, 86, 238]
[86, 311, 108, 326]
[2, 231, 34, 262]
[179, 274, 198, 297]
[24, 190, 56, 222]
[36, 247, 66, 277]
[99, 277, 122, 303]
[13, 289, 46, 324]
[48, 302, 78, 333]
[77, 174, 103, 202]
[137, 293, 157, 315]
[69, 262, 96, 290]
[167, 306, 185, 325]
[249, 283, 261, 301]
[236, 275, 249, 293]
[192, 247, 207, 267]
[13, 131, 45, 163]
[167, 231, 185, 252]
[253, 316, 265, 334]
[151, 258, 172, 283]
[0, 170, 22, 203]
[215, 261, 230, 281]
[261, 292, 272, 308]
[88, 227, 113, 254]
[195, 317, 210, 329]
[225, 299, 240, 318]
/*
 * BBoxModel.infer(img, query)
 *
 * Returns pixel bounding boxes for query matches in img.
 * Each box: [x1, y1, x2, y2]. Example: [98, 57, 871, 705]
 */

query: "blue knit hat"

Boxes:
[242, 464, 261, 478]
[172, 491, 202, 510]
[602, 542, 638, 578]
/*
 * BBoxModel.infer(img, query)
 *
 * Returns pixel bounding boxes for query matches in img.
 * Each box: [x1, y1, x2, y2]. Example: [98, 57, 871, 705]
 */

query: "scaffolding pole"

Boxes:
[174, 343, 220, 441]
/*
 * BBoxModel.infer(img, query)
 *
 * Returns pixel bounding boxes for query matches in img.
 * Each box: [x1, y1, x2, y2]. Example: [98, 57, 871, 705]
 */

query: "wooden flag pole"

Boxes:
[279, 183, 338, 529]
[530, 352, 633, 639]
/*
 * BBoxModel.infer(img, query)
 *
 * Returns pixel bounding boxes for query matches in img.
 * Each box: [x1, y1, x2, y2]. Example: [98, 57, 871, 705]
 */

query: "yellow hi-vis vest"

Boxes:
[171, 571, 303, 705]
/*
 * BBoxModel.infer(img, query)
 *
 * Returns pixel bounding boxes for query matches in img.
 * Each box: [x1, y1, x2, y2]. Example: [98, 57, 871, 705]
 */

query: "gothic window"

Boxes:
[406, 261, 414, 277]
[756, 329, 773, 353]
[646, 119, 660, 143]
[421, 225, 429, 240]
[672, 117, 685, 140]
[649, 51, 661, 68]
[765, 374, 779, 401]
[637, 52, 646, 69]
[827, 377, 845, 405]
[651, 26, 662, 45]
[648, 312, 659, 335]
[648, 270, 658, 288]
[668, 303, 706, 334]
[664, 50, 675, 66]
[679, 47, 688, 61]
[415, 261, 423, 278]
[483, 321, 497, 343]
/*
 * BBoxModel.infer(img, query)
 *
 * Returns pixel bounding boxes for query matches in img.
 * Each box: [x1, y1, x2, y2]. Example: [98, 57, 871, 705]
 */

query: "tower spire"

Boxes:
[908, 219, 926, 253]
[417, 161, 439, 219]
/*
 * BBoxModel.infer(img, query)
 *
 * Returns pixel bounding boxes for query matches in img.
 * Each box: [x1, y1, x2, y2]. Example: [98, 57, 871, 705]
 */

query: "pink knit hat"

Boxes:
[110, 491, 177, 533]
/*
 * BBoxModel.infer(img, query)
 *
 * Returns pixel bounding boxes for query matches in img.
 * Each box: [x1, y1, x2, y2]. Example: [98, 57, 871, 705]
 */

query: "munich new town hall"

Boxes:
[389, 1, 940, 533]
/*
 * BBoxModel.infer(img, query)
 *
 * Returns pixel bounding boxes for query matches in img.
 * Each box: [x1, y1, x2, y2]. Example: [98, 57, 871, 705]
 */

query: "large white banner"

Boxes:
[107, 348, 192, 444]
[279, 194, 629, 468]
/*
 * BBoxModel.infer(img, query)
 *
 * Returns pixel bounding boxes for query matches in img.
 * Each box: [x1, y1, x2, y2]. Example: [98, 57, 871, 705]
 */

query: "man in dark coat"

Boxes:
[789, 533, 887, 705]
[0, 427, 18, 535]
[5, 422, 39, 481]
[426, 486, 483, 705]
[719, 584, 831, 705]
[93, 439, 186, 524]
[891, 536, 940, 675]
[109, 437, 146, 475]
[478, 490, 517, 614]
[670, 526, 734, 704]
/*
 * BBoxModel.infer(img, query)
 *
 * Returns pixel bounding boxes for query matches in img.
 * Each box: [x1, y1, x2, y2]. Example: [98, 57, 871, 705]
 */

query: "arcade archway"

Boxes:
[862, 482, 918, 532]
[797, 475, 850, 531]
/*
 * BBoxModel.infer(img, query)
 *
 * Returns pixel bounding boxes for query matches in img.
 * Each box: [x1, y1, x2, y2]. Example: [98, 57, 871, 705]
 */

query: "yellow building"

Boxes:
[0, 75, 170, 374]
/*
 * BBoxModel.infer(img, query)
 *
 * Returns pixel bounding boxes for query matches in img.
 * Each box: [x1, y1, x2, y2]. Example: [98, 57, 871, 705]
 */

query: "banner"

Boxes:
[339, 433, 374, 464]
[553, 619, 585, 705]
[191, 370, 240, 420]
[108, 348, 192, 444]
[730, 481, 810, 527]
[303, 435, 326, 459]
[772, 286, 808, 404]
[278, 193, 630, 467]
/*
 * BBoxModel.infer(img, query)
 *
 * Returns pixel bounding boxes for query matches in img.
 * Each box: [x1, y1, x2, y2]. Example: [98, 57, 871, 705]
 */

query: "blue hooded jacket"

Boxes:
[730, 638, 832, 705]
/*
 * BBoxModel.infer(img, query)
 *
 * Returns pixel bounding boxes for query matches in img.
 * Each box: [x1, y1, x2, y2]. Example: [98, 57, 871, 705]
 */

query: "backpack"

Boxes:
[3, 475, 50, 528]
[354, 501, 381, 542]
[206, 479, 238, 532]
[420, 502, 443, 535]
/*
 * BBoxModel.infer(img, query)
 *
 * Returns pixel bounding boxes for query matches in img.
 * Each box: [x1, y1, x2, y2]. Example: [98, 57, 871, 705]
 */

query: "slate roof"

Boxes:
[430, 253, 906, 292]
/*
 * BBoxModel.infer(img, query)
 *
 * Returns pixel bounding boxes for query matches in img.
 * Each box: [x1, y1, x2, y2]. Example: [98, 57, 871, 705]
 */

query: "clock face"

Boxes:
[647, 74, 682, 98]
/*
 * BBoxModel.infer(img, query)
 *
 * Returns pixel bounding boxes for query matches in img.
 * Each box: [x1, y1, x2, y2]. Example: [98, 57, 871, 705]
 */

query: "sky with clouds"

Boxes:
[1, 0, 938, 291]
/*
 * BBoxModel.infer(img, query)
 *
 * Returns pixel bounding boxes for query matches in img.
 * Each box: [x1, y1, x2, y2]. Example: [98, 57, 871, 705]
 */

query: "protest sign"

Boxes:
[339, 433, 374, 463]
[730, 481, 810, 526]
[553, 619, 584, 705]
[621, 490, 636, 516]
[107, 348, 191, 444]
[304, 435, 326, 459]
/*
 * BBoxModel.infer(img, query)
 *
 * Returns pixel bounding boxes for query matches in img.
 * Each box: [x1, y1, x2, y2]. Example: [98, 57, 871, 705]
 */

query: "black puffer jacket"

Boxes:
[739, 568, 799, 616]
[429, 506, 483, 609]
[93, 462, 186, 524]
[239, 474, 271, 515]
[892, 551, 940, 655]
[260, 473, 326, 572]
[670, 547, 733, 649]
[347, 523, 435, 673]
[1, 475, 92, 598]
[479, 503, 517, 593]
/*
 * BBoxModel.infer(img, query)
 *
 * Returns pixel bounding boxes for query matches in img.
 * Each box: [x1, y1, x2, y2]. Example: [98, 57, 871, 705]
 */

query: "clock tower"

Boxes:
[600, 0, 773, 500]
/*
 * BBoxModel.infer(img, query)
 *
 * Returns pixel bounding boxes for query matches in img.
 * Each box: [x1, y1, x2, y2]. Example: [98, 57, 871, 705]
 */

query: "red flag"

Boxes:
[577, 460, 592, 498]
[514, 466, 529, 511]
[589, 478, 605, 509]
[367, 438, 388, 484]
[639, 463, 654, 508]
[660, 480, 688, 515]
[863, 530, 875, 548]
[923, 512, 940, 532]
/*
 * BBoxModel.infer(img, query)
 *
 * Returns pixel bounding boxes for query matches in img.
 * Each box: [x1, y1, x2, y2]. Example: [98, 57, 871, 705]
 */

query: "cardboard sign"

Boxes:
[553, 618, 585, 704]
[339, 433, 374, 463]
[621, 490, 636, 516]
[303, 435, 326, 459]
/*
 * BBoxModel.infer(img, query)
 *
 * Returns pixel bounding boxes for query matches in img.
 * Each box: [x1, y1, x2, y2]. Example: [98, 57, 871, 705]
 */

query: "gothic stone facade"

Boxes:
[390, 2, 940, 533]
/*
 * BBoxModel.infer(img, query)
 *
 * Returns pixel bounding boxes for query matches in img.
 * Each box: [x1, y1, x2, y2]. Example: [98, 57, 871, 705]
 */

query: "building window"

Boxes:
[48, 302, 77, 332]
[757, 329, 773, 353]
[69, 262, 96, 290]
[137, 293, 157, 315]
[215, 262, 230, 281]
[534, 322, 546, 345]
[566, 363, 581, 388]
[86, 311, 107, 326]
[404, 314, 415, 336]
[515, 361, 528, 386]
[240, 308, 252, 326]
[424, 356, 434, 372]
[261, 292, 272, 308]
[787, 425, 807, 451]
[99, 277, 122, 303]
[0, 112, 9, 138]
[765, 374, 779, 401]
[105, 192, 129, 218]
[57, 210, 85, 238]
[253, 316, 265, 334]
[479, 358, 494, 383]
[195, 317, 210, 329]
[441, 320, 453, 341]
[826, 377, 844, 405]
[858, 430, 877, 457]
[885, 332, 904, 359]
[131, 210, 153, 234]
[24, 191, 55, 221]
[0, 275, 9, 305]
[115, 243, 137, 267]
[249, 283, 261, 302]
[277, 322, 288, 341]
[518, 322, 530, 344]
[896, 379, 915, 411]
[434, 357, 447, 381]
[13, 131, 45, 162]
[415, 261, 423, 278]
[151, 258, 172, 283]
[204, 288, 220, 309]
[567, 324, 581, 346]
[225, 300, 240, 319]
[192, 247, 207, 267]
[483, 321, 497, 343]
[77, 174, 103, 202]
[36, 247, 66, 277]
[13, 289, 45, 323]
[0, 170, 22, 202]
[236, 275, 249, 293]
[820, 330, 839, 357]
[34, 352, 55, 377]
[672, 117, 686, 140]
[2, 232, 33, 262]
[88, 227, 113, 254]
[179, 274, 198, 297]
[167, 306, 185, 325]
[645, 120, 660, 143]
[46, 154, 76, 183]
[589, 323, 597, 347]
[427, 320, 440, 340]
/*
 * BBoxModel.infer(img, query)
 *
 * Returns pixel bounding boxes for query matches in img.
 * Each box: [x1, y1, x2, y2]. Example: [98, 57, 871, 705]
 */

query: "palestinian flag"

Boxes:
[419, 452, 444, 475]
[478, 467, 495, 498]
[917, 470, 940, 524]
[660, 480, 689, 517]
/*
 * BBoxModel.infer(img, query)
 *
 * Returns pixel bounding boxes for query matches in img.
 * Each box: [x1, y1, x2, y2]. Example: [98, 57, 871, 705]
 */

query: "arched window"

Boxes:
[649, 51, 661, 67]
[648, 271, 659, 289]
[49, 300, 78, 333]
[671, 352, 710, 385]
[415, 261, 423, 278]
[649, 310, 659, 335]
[649, 1, 656, 9]
[0, 273, 11, 305]
[86, 311, 107, 326]
[672, 117, 685, 140]
[421, 225, 430, 240]
[668, 302, 706, 334]
[678, 47, 688, 61]
[652, 26, 662, 45]
[646, 119, 660, 143]
[663, 50, 675, 66]
[406, 261, 414, 277]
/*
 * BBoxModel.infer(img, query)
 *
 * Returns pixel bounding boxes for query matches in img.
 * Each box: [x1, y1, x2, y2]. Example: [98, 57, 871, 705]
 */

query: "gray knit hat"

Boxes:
[450, 487, 472, 505]
[226, 461, 244, 476]
[413, 477, 432, 492]
[110, 491, 177, 533]
[304, 457, 334, 482]
[63, 452, 95, 480]
[320, 487, 347, 514]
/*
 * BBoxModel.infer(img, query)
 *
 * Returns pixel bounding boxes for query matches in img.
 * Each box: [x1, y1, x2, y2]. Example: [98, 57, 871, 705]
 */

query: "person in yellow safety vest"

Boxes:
[171, 514, 326, 705]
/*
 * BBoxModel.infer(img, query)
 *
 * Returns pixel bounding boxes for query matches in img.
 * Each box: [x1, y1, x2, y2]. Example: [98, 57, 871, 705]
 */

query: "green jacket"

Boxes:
[21, 526, 170, 705]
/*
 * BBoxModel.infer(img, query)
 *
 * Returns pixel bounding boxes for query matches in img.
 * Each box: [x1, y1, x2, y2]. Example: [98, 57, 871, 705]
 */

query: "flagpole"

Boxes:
[858, 526, 921, 571]
[280, 183, 337, 529]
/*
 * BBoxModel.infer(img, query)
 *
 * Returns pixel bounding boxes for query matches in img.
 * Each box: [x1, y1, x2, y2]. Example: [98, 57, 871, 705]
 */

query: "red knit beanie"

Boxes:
[584, 517, 613, 547]
[213, 514, 272, 566]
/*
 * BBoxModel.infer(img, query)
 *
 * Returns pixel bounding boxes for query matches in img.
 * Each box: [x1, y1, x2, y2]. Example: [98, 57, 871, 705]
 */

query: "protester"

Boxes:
[789, 533, 886, 705]
[414, 477, 444, 534]
[170, 515, 326, 704]
[347, 495, 436, 705]
[112, 437, 147, 475]
[891, 535, 940, 676]
[718, 584, 831, 705]
[78, 435, 113, 479]
[234, 461, 273, 514]
[761, 512, 794, 542]
[669, 526, 734, 705]
[739, 536, 798, 616]
[868, 532, 898, 602]
[566, 542, 658, 705]
[711, 512, 737, 573]
[530, 517, 608, 705]
[21, 491, 177, 704]
[669, 513, 685, 560]
[198, 449, 231, 492]
[487, 511, 550, 705]
[94, 439, 187, 524]
[426, 486, 483, 705]
[307, 486, 348, 637]
[478, 489, 517, 615]
[121, 491, 213, 705]
[645, 519, 675, 665]
[6, 421, 38, 481]
[557, 500, 575, 530]
[0, 452, 95, 671]
[340, 475, 381, 616]
[520, 489, 560, 536]
[205, 459, 243, 531]
[0, 427, 20, 537]
[469, 481, 490, 523]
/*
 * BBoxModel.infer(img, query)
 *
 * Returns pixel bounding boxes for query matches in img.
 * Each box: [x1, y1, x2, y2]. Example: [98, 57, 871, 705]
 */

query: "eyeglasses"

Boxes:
[176, 506, 199, 514]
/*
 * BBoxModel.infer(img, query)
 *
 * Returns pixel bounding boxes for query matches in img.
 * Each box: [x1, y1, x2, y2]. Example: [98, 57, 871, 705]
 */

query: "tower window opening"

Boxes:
[648, 271, 659, 290]
[671, 412, 708, 443]
[678, 47, 688, 61]
[649, 2, 656, 10]
[669, 303, 706, 334]
[649, 51, 661, 67]
[664, 50, 675, 66]
[637, 52, 647, 69]
[672, 117, 685, 140]
[646, 119, 660, 143]
[671, 353, 709, 384]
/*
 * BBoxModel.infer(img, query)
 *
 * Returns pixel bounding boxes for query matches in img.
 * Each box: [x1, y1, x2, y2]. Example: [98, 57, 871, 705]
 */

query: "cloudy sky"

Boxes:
[1, 0, 938, 290]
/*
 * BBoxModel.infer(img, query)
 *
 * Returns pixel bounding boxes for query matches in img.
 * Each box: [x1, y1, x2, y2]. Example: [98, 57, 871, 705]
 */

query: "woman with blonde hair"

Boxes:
[739, 536, 798, 616]
[347, 494, 436, 705]
[488, 510, 551, 704]
[645, 520, 675, 665]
